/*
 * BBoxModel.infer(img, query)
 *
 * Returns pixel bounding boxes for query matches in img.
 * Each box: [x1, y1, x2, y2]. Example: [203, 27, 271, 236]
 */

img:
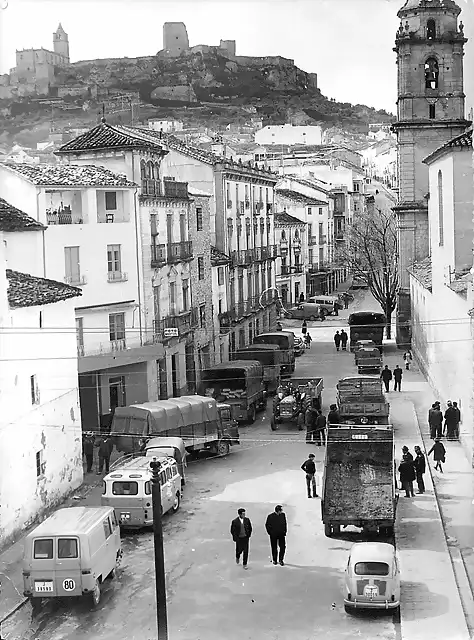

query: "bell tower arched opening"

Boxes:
[425, 58, 439, 89]
[427, 19, 436, 40]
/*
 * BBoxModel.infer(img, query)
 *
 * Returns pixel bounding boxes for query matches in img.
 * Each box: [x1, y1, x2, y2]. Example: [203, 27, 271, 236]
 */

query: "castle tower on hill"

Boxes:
[163, 22, 189, 57]
[392, 0, 470, 347]
[53, 23, 70, 63]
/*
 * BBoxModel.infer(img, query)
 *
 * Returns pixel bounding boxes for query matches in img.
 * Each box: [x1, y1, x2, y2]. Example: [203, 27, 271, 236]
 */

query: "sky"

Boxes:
[0, 0, 473, 114]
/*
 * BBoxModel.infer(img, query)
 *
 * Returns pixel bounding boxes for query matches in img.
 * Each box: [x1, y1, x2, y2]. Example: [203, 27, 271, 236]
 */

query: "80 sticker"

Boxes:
[63, 579, 76, 591]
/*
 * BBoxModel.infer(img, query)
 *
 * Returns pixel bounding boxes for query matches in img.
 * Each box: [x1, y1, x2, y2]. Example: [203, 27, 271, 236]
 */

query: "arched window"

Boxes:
[438, 170, 444, 246]
[140, 160, 147, 194]
[425, 57, 439, 89]
[281, 230, 286, 241]
[295, 229, 299, 240]
[427, 19, 436, 40]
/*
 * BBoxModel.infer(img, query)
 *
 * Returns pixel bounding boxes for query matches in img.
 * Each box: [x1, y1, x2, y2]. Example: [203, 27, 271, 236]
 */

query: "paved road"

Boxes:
[3, 292, 399, 640]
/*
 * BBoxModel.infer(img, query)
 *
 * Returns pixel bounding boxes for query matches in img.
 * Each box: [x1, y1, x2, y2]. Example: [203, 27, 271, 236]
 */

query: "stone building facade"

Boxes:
[392, 0, 470, 346]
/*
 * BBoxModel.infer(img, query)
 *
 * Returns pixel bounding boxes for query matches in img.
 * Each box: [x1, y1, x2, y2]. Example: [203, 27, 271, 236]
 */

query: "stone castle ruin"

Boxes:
[162, 21, 236, 58]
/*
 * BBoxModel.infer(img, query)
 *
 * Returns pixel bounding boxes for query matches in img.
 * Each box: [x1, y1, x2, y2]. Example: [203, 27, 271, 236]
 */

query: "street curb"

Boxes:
[0, 597, 28, 625]
[412, 404, 474, 638]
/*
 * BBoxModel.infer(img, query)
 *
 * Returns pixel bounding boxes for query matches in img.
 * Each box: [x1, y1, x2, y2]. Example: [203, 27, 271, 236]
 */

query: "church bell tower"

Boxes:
[393, 0, 470, 347]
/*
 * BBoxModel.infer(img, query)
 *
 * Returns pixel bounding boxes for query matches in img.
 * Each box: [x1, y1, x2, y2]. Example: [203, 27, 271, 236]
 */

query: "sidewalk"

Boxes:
[0, 460, 109, 625]
[382, 345, 473, 640]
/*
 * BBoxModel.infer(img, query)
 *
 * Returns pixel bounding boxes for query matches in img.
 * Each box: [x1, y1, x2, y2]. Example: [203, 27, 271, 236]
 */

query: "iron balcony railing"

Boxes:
[230, 249, 253, 267]
[151, 243, 166, 267]
[167, 241, 193, 263]
[154, 308, 199, 340]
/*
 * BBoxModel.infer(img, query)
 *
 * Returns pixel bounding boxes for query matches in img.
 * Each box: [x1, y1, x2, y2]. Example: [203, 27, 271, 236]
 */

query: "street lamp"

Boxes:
[150, 457, 168, 640]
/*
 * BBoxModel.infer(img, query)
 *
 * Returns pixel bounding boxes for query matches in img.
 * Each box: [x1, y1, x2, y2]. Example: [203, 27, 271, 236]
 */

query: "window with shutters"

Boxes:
[64, 246, 81, 285]
[182, 279, 189, 311]
[105, 191, 117, 210]
[199, 304, 206, 328]
[109, 313, 125, 342]
[196, 206, 203, 231]
[198, 257, 205, 280]
[170, 282, 176, 314]
[107, 244, 121, 275]
[218, 267, 224, 286]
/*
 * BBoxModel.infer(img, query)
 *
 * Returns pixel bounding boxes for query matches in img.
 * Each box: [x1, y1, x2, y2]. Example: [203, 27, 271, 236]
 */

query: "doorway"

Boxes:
[171, 354, 180, 397]
[109, 376, 126, 412]
[157, 358, 167, 400]
[185, 345, 196, 394]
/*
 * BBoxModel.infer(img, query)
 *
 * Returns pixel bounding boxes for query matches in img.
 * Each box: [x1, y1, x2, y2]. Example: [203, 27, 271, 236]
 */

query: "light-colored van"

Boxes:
[101, 455, 181, 528]
[307, 295, 343, 315]
[22, 506, 121, 608]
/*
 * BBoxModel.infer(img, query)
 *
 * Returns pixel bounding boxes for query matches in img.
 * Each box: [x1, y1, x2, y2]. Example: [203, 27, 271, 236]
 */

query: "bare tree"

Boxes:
[337, 200, 399, 338]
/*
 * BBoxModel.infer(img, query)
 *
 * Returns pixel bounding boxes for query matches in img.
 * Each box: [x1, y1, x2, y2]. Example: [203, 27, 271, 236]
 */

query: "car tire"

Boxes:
[344, 604, 352, 614]
[309, 315, 317, 321]
[216, 440, 230, 457]
[91, 579, 101, 607]
[248, 404, 256, 424]
[172, 491, 181, 513]
[324, 523, 332, 537]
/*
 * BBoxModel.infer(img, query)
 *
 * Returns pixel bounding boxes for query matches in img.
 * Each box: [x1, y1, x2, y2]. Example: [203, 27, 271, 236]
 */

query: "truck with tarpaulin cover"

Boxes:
[199, 360, 267, 424]
[112, 395, 239, 458]
[252, 331, 295, 375]
[234, 344, 281, 394]
[321, 424, 397, 537]
[348, 311, 386, 352]
[337, 376, 390, 425]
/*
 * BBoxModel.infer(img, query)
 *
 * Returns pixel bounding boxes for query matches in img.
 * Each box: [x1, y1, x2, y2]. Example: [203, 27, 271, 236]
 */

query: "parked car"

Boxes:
[344, 542, 400, 614]
[307, 295, 343, 315]
[294, 336, 305, 356]
[286, 303, 326, 321]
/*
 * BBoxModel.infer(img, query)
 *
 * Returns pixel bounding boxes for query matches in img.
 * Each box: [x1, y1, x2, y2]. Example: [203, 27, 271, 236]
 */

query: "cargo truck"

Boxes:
[337, 376, 390, 425]
[321, 424, 398, 537]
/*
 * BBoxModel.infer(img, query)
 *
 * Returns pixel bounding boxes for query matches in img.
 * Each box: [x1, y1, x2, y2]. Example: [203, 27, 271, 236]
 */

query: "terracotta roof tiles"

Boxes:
[407, 257, 432, 291]
[57, 121, 169, 154]
[275, 211, 306, 226]
[6, 269, 82, 308]
[0, 198, 45, 231]
[275, 188, 328, 206]
[3, 162, 137, 188]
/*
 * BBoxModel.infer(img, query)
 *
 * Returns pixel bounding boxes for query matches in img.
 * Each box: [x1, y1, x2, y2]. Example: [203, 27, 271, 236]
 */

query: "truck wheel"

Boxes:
[91, 579, 101, 607]
[324, 523, 332, 537]
[216, 440, 230, 457]
[172, 491, 181, 513]
[248, 404, 256, 424]
[259, 396, 268, 411]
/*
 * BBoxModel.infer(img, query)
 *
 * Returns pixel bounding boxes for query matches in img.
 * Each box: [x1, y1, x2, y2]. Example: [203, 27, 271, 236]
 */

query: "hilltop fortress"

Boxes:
[0, 21, 317, 102]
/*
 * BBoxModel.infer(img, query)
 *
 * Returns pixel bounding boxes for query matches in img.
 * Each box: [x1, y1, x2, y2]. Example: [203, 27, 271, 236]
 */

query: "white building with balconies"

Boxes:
[0, 162, 165, 430]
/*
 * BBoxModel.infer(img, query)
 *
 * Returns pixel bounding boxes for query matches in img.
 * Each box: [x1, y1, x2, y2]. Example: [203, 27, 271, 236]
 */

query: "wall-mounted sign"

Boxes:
[163, 328, 178, 338]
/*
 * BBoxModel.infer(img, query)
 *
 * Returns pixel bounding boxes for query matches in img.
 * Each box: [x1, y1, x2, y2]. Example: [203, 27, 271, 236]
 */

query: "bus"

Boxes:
[348, 311, 386, 352]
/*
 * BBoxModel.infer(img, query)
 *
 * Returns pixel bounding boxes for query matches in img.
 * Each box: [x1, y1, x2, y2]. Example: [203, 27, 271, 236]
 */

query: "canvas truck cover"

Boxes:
[323, 426, 395, 521]
[112, 396, 218, 439]
[337, 376, 385, 402]
[253, 332, 294, 349]
[200, 361, 263, 400]
[234, 344, 281, 367]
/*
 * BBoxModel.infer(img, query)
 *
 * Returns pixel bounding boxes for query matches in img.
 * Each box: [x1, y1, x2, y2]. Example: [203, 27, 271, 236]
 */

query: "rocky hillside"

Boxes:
[0, 49, 393, 146]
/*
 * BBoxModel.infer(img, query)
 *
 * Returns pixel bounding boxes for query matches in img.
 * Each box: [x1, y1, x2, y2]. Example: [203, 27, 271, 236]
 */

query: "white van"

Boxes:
[101, 456, 181, 528]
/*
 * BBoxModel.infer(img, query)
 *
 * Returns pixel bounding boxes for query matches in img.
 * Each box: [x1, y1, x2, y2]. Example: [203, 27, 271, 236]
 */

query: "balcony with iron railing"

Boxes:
[167, 241, 193, 263]
[154, 307, 199, 340]
[65, 274, 87, 286]
[107, 271, 128, 283]
[46, 205, 85, 225]
[293, 265, 303, 274]
[230, 249, 253, 267]
[151, 243, 166, 267]
[254, 245, 278, 261]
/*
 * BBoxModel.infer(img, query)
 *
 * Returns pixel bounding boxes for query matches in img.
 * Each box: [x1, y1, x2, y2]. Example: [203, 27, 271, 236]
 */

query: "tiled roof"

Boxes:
[211, 246, 230, 265]
[423, 128, 472, 165]
[275, 211, 306, 226]
[56, 121, 169, 154]
[0, 198, 45, 232]
[407, 257, 432, 291]
[6, 269, 82, 309]
[2, 163, 138, 188]
[399, 0, 460, 14]
[275, 188, 328, 206]
[285, 173, 330, 193]
[449, 272, 472, 298]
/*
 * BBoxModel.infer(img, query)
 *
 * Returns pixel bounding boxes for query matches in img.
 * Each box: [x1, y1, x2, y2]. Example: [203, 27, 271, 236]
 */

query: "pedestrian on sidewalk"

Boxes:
[276, 321, 283, 331]
[413, 445, 426, 494]
[453, 402, 461, 439]
[97, 434, 113, 474]
[393, 365, 403, 392]
[444, 401, 458, 440]
[302, 320, 308, 335]
[314, 410, 327, 446]
[429, 402, 443, 439]
[305, 404, 317, 444]
[301, 453, 318, 498]
[83, 432, 95, 473]
[340, 329, 348, 351]
[343, 292, 350, 309]
[381, 365, 392, 393]
[304, 332, 312, 349]
[327, 404, 340, 426]
[231, 508, 252, 569]
[265, 505, 287, 566]
[401, 445, 414, 461]
[398, 454, 415, 497]
[334, 330, 341, 352]
[403, 350, 413, 371]
[428, 438, 446, 472]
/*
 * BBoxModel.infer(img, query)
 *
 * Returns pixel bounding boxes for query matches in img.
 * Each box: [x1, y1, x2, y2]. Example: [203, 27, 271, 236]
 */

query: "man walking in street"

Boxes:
[414, 445, 426, 494]
[302, 320, 308, 336]
[428, 438, 446, 473]
[83, 432, 95, 473]
[314, 410, 327, 446]
[381, 365, 392, 393]
[265, 505, 287, 566]
[305, 403, 317, 444]
[304, 332, 312, 349]
[230, 508, 252, 569]
[429, 402, 443, 439]
[340, 329, 348, 351]
[453, 402, 461, 439]
[334, 331, 341, 352]
[97, 433, 113, 474]
[444, 401, 458, 440]
[398, 454, 415, 497]
[327, 404, 340, 426]
[393, 365, 403, 392]
[301, 453, 317, 498]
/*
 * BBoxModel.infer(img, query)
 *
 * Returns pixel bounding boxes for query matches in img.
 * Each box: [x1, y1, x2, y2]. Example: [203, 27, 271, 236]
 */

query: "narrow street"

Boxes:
[2, 291, 401, 640]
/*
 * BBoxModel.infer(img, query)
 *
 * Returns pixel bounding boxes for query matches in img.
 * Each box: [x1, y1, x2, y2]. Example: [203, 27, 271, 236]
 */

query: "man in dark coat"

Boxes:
[453, 402, 461, 439]
[230, 508, 252, 569]
[305, 405, 317, 444]
[393, 365, 403, 392]
[398, 454, 415, 497]
[314, 410, 327, 446]
[429, 402, 443, 439]
[301, 453, 317, 498]
[340, 330, 348, 351]
[83, 432, 95, 473]
[444, 401, 458, 440]
[265, 505, 287, 566]
[428, 438, 446, 472]
[380, 365, 392, 393]
[413, 445, 426, 494]
[334, 331, 341, 352]
[302, 320, 308, 335]
[401, 445, 413, 461]
[327, 404, 340, 426]
[97, 434, 113, 474]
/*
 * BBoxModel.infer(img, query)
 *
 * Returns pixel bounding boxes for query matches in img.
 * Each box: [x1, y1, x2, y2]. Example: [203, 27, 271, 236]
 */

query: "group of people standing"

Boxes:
[428, 400, 461, 440]
[303, 403, 340, 447]
[333, 330, 348, 351]
[398, 438, 447, 498]
[82, 432, 114, 474]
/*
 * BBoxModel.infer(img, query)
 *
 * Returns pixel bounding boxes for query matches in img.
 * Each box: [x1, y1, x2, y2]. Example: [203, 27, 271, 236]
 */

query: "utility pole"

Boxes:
[150, 458, 168, 640]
